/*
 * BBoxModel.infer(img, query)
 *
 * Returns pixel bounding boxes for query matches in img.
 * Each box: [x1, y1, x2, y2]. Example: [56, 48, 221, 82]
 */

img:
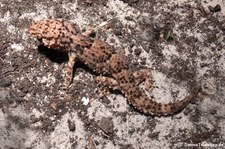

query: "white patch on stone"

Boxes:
[81, 97, 89, 105]
[10, 43, 24, 52]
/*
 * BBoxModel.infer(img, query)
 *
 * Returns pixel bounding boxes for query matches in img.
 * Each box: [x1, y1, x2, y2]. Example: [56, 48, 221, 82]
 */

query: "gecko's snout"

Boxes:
[28, 27, 43, 39]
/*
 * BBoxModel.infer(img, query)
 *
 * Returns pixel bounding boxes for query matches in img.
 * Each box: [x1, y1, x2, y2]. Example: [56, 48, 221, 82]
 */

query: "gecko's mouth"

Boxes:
[28, 35, 44, 47]
[37, 38, 44, 44]
[29, 31, 43, 39]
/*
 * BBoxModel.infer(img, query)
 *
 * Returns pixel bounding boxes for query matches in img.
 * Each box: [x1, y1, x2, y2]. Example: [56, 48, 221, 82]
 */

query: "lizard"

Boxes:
[29, 19, 201, 116]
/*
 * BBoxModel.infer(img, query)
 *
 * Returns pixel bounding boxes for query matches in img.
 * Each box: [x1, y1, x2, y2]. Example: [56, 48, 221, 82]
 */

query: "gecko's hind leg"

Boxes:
[96, 76, 120, 95]
[63, 52, 78, 89]
[133, 69, 153, 92]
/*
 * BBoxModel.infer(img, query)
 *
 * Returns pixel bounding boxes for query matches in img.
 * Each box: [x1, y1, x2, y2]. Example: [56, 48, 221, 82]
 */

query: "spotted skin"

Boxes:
[29, 19, 201, 116]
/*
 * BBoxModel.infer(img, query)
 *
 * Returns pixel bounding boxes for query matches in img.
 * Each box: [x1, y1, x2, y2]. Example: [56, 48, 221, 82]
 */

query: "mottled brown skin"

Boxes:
[29, 19, 201, 116]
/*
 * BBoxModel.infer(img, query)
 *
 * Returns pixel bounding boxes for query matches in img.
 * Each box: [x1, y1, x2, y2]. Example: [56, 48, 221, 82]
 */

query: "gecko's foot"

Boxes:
[96, 76, 120, 95]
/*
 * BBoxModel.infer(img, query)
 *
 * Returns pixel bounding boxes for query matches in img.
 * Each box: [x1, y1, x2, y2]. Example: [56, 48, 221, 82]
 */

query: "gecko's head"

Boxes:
[29, 19, 79, 51]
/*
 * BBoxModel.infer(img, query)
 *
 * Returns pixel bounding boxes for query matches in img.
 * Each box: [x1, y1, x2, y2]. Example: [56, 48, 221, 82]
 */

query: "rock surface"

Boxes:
[0, 0, 224, 148]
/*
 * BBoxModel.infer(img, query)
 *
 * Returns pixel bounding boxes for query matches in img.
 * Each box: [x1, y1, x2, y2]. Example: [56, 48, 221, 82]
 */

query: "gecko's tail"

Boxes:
[129, 87, 201, 116]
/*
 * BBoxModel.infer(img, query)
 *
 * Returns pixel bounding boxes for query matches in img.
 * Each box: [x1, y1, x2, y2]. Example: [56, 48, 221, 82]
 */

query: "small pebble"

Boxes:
[68, 119, 76, 131]
[134, 48, 142, 55]
[30, 115, 39, 123]
[208, 4, 221, 13]
[99, 117, 114, 134]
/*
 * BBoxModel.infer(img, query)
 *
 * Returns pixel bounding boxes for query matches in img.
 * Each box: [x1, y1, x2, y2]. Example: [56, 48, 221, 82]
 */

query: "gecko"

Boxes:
[29, 19, 201, 116]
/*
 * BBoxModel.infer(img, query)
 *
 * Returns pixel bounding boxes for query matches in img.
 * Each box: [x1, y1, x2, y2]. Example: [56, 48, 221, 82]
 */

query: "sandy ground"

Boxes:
[0, 0, 225, 149]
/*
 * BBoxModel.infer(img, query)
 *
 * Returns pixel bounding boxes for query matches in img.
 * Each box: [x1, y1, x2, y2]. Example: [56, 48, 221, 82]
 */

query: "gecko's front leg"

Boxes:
[63, 52, 78, 89]
[82, 27, 95, 37]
